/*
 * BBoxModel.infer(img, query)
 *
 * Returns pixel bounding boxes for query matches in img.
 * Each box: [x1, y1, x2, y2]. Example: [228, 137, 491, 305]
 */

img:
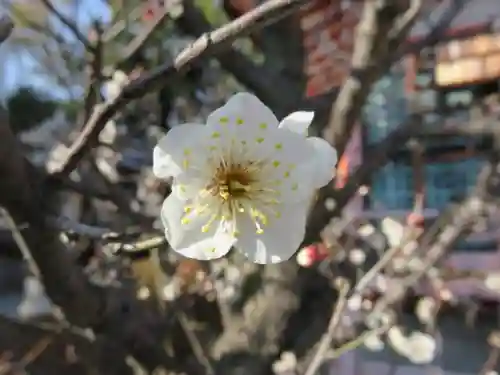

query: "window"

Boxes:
[425, 158, 483, 209]
[362, 41, 499, 252]
[368, 158, 494, 251]
[435, 33, 500, 87]
[369, 162, 414, 210]
[368, 159, 482, 211]
[363, 70, 408, 144]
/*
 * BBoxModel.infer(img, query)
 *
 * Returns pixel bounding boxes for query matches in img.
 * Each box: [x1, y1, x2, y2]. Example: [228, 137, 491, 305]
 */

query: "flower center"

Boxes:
[181, 154, 283, 239]
[208, 162, 255, 201]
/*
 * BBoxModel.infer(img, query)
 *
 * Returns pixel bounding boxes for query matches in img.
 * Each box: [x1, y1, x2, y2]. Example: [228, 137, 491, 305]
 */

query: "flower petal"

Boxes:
[234, 199, 310, 264]
[202, 93, 280, 162]
[245, 127, 318, 203]
[307, 137, 338, 188]
[160, 194, 235, 260]
[153, 123, 208, 179]
[207, 92, 279, 133]
[278, 111, 314, 136]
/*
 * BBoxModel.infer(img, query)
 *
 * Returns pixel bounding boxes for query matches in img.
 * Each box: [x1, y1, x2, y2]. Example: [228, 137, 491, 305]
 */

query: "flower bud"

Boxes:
[296, 243, 328, 267]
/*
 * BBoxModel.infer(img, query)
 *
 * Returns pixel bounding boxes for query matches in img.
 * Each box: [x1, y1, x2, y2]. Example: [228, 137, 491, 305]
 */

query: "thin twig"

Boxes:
[46, 216, 111, 238]
[18, 336, 54, 368]
[0, 14, 13, 44]
[177, 311, 215, 375]
[303, 280, 350, 375]
[38, 0, 93, 52]
[102, 6, 143, 43]
[113, 6, 170, 68]
[51, 0, 309, 176]
[323, 0, 422, 157]
[353, 226, 420, 295]
[1, 207, 42, 280]
[304, 0, 470, 246]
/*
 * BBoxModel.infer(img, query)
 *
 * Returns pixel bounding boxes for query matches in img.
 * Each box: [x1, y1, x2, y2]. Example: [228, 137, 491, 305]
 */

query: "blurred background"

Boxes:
[1, 1, 500, 375]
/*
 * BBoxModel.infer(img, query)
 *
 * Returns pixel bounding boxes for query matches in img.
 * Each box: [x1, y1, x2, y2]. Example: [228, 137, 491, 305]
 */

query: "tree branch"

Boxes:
[304, 0, 470, 245]
[38, 0, 93, 52]
[113, 6, 170, 69]
[371, 158, 498, 317]
[324, 0, 423, 158]
[0, 14, 13, 44]
[303, 280, 349, 375]
[51, 0, 310, 177]
[176, 0, 301, 115]
[0, 106, 179, 373]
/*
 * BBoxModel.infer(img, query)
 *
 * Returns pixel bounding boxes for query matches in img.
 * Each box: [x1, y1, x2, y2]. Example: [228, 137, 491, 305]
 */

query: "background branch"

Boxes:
[38, 0, 93, 51]
[0, 14, 13, 44]
[51, 0, 310, 176]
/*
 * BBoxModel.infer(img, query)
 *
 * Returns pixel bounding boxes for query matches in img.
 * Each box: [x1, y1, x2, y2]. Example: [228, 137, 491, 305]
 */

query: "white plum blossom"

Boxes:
[387, 326, 408, 357]
[165, 0, 184, 19]
[104, 70, 129, 101]
[363, 332, 385, 352]
[485, 271, 500, 293]
[153, 93, 337, 264]
[272, 351, 297, 374]
[415, 296, 437, 325]
[381, 217, 404, 247]
[348, 248, 366, 265]
[406, 331, 438, 364]
[346, 294, 362, 311]
[387, 326, 437, 364]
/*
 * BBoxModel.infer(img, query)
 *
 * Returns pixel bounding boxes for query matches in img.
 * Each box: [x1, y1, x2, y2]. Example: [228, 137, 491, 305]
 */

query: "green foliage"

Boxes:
[58, 100, 81, 122]
[6, 87, 58, 133]
[195, 0, 228, 25]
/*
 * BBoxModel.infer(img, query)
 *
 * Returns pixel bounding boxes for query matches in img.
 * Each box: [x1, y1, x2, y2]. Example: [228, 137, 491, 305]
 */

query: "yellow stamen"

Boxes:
[201, 213, 219, 233]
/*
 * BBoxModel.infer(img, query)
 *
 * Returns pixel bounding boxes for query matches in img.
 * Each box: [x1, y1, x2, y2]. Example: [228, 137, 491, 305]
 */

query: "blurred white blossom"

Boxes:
[154, 93, 337, 264]
[363, 332, 385, 352]
[381, 217, 404, 247]
[348, 248, 366, 265]
[347, 294, 362, 311]
[358, 223, 375, 237]
[46, 143, 71, 174]
[137, 286, 151, 300]
[406, 331, 437, 364]
[17, 276, 53, 319]
[162, 279, 181, 301]
[485, 271, 500, 293]
[104, 70, 129, 101]
[272, 351, 297, 374]
[387, 326, 408, 356]
[166, 0, 184, 19]
[324, 198, 336, 210]
[415, 296, 437, 325]
[99, 119, 117, 144]
[387, 326, 437, 364]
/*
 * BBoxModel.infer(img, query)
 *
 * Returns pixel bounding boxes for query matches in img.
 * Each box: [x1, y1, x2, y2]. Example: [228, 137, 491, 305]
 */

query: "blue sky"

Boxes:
[0, 0, 112, 100]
